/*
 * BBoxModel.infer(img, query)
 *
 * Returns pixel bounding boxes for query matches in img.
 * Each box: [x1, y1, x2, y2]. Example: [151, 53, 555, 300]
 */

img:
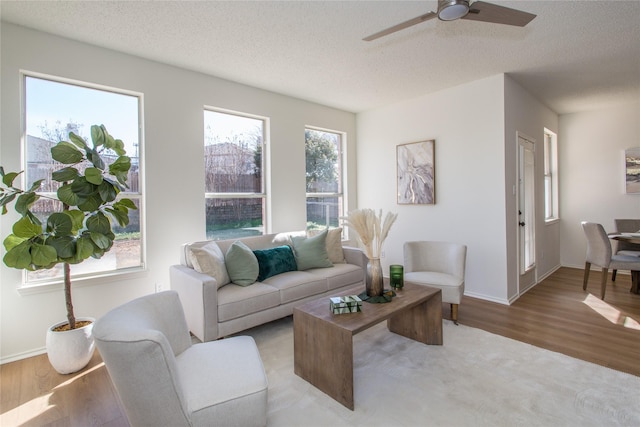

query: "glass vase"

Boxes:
[389, 264, 404, 289]
[366, 258, 384, 297]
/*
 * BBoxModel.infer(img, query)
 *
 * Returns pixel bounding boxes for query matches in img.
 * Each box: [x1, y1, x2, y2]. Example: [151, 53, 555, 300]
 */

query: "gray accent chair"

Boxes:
[94, 290, 268, 427]
[403, 241, 467, 324]
[611, 218, 640, 282]
[581, 221, 640, 299]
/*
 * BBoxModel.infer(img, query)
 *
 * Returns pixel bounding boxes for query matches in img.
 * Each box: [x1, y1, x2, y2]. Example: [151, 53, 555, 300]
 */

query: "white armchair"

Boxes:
[94, 290, 268, 427]
[403, 241, 467, 324]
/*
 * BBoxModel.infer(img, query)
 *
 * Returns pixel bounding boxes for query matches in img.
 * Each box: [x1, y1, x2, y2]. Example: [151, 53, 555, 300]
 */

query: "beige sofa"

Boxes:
[170, 230, 367, 342]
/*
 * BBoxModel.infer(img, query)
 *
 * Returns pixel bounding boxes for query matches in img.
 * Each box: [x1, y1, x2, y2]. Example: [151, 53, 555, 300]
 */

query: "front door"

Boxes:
[518, 134, 536, 294]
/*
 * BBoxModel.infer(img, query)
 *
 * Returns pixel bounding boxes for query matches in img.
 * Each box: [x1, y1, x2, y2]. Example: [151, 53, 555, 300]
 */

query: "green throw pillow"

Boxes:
[253, 246, 298, 281]
[225, 241, 259, 286]
[291, 229, 333, 270]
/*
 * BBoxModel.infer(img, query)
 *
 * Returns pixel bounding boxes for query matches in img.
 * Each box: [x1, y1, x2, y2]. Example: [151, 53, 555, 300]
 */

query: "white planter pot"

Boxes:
[46, 317, 96, 375]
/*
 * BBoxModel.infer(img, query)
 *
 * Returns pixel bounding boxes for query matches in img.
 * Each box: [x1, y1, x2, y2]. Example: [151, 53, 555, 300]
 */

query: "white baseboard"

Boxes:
[1, 347, 46, 365]
[463, 290, 510, 305]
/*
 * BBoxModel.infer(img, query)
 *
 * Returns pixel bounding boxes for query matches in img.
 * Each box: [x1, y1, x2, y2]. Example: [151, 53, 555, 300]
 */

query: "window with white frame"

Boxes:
[23, 74, 144, 285]
[543, 128, 559, 221]
[203, 109, 266, 240]
[305, 127, 345, 231]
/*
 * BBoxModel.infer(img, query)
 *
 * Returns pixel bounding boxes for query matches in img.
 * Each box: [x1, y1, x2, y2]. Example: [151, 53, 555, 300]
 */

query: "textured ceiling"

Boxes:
[1, 0, 639, 114]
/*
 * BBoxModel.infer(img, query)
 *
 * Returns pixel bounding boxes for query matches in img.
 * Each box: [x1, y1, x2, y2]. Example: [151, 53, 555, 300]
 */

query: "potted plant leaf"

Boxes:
[0, 124, 136, 374]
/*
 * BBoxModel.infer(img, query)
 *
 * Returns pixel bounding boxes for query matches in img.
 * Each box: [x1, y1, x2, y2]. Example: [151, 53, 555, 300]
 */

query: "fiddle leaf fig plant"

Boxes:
[0, 124, 137, 330]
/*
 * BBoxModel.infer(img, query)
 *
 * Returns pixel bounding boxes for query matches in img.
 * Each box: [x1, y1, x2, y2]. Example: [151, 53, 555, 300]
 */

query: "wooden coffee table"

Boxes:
[293, 281, 442, 410]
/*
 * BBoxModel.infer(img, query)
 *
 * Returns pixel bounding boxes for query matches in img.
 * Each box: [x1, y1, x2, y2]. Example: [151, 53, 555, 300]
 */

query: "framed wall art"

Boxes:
[625, 147, 640, 194]
[397, 140, 435, 204]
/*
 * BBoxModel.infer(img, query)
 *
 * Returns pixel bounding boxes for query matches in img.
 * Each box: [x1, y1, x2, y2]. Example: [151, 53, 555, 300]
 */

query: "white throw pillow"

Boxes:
[273, 231, 306, 246]
[188, 242, 230, 288]
[308, 227, 345, 264]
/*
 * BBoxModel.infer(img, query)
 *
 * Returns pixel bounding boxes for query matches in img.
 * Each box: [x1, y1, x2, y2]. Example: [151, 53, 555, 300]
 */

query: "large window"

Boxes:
[305, 127, 345, 231]
[543, 128, 559, 222]
[204, 109, 266, 240]
[23, 74, 143, 285]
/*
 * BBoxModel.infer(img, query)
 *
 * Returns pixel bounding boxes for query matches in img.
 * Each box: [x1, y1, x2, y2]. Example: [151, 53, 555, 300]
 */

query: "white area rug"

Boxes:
[238, 316, 640, 426]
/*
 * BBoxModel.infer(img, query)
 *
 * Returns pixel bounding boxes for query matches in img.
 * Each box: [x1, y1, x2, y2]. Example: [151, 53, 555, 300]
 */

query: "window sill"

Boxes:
[17, 266, 147, 296]
[545, 218, 560, 226]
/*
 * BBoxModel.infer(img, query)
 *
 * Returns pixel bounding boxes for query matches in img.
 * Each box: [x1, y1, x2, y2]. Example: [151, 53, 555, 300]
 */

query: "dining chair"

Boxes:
[611, 219, 640, 281]
[403, 241, 467, 324]
[581, 221, 640, 299]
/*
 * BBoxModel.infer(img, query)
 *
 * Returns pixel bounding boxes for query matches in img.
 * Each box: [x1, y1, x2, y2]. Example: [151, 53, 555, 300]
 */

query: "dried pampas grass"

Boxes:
[342, 208, 397, 259]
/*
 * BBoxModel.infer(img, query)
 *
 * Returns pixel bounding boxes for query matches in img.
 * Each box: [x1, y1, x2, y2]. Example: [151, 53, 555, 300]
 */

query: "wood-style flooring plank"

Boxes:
[1, 351, 128, 427]
[1, 266, 638, 427]
[457, 267, 640, 377]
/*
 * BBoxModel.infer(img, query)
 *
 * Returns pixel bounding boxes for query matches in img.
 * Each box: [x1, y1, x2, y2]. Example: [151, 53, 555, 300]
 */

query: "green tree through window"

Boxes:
[305, 128, 344, 230]
[305, 130, 338, 192]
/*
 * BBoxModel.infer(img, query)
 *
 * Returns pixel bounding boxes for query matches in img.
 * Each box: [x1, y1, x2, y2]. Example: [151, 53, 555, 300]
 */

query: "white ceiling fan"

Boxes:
[363, 0, 536, 41]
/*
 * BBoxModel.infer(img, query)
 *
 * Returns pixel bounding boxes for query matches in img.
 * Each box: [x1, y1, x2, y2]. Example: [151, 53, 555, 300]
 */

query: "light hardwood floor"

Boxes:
[458, 267, 640, 377]
[1, 267, 638, 426]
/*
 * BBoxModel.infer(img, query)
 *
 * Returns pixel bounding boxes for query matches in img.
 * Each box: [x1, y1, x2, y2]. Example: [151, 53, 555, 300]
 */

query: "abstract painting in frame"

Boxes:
[625, 147, 640, 194]
[397, 140, 435, 204]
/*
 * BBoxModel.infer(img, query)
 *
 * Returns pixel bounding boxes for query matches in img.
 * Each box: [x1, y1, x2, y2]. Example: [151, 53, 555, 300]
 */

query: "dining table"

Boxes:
[609, 232, 640, 245]
[608, 232, 640, 294]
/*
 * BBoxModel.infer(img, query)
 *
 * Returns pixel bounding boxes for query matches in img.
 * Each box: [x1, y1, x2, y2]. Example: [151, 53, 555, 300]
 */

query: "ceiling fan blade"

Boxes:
[462, 1, 536, 26]
[363, 11, 437, 41]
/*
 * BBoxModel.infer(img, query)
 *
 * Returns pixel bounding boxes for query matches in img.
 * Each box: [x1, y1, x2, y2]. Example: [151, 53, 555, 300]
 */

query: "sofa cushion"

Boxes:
[307, 263, 364, 290]
[217, 283, 280, 322]
[404, 271, 464, 303]
[308, 227, 345, 264]
[187, 241, 230, 288]
[253, 245, 298, 281]
[291, 229, 333, 270]
[263, 271, 328, 304]
[176, 336, 268, 427]
[225, 241, 259, 286]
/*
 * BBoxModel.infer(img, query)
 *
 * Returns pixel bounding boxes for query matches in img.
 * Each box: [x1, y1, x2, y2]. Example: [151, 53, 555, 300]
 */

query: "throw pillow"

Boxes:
[225, 241, 259, 286]
[291, 229, 333, 270]
[308, 227, 345, 264]
[253, 246, 298, 281]
[272, 231, 305, 246]
[187, 242, 230, 288]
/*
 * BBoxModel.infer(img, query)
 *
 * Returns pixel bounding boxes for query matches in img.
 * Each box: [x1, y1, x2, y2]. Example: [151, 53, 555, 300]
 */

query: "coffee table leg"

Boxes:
[294, 309, 355, 410]
[387, 291, 443, 345]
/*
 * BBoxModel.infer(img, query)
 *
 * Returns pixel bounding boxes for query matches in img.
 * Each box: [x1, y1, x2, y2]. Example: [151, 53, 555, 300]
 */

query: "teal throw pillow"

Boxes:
[291, 229, 333, 270]
[225, 241, 259, 286]
[253, 246, 298, 281]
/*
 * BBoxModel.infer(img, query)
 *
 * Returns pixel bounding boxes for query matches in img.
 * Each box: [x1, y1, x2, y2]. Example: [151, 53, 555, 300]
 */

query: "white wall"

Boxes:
[0, 23, 357, 362]
[357, 75, 511, 302]
[356, 74, 560, 304]
[504, 76, 560, 298]
[559, 102, 640, 268]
